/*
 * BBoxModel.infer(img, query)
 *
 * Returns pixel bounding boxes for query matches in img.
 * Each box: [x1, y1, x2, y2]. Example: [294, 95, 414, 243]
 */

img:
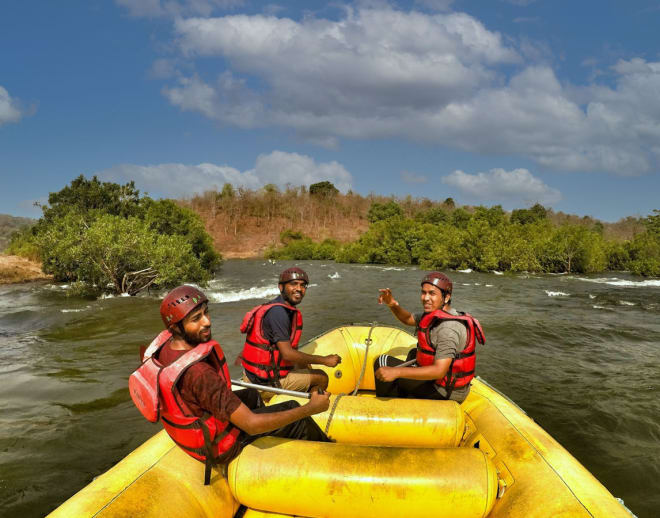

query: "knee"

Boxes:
[373, 354, 388, 371]
[310, 370, 329, 390]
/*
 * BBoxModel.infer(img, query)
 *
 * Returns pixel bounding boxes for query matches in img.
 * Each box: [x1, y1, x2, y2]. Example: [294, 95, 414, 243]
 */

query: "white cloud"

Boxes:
[96, 151, 353, 198]
[401, 170, 428, 183]
[115, 0, 242, 18]
[165, 7, 519, 139]
[157, 6, 660, 176]
[442, 168, 561, 206]
[0, 86, 23, 126]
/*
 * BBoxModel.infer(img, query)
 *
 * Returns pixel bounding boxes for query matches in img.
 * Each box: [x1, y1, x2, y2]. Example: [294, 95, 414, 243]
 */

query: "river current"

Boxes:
[1, 259, 659, 517]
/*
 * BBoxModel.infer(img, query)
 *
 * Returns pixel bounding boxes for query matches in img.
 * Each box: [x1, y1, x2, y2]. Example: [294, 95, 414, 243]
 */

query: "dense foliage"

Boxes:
[267, 201, 660, 276]
[7, 176, 221, 296]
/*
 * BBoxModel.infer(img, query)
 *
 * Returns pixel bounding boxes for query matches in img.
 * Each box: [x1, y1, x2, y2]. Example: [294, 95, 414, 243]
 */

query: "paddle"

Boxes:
[231, 379, 312, 399]
[232, 358, 416, 399]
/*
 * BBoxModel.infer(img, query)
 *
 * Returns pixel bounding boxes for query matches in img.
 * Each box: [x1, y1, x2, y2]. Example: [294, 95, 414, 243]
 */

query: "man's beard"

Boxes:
[183, 328, 211, 345]
[281, 289, 301, 306]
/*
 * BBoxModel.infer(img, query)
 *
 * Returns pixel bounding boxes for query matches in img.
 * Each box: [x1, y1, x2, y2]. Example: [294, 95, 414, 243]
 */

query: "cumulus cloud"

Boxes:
[115, 0, 242, 18]
[442, 168, 561, 206]
[0, 86, 24, 126]
[165, 7, 519, 138]
[96, 151, 353, 198]
[157, 6, 660, 176]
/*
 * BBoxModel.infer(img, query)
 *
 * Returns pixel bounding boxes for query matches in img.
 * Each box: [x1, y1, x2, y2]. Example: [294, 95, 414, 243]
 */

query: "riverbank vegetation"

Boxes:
[201, 183, 655, 276]
[6, 176, 220, 296]
[7, 178, 659, 285]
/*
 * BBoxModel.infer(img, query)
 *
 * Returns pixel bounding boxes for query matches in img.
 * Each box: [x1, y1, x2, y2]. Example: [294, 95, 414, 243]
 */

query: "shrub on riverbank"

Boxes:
[7, 176, 220, 295]
[267, 200, 659, 275]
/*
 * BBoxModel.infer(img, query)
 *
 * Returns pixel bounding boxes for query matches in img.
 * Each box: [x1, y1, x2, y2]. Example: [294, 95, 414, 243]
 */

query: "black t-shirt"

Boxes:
[262, 295, 296, 344]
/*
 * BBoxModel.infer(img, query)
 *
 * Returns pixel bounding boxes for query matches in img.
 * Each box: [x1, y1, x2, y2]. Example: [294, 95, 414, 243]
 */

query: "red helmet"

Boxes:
[421, 272, 452, 293]
[279, 266, 309, 284]
[279, 267, 309, 285]
[160, 285, 208, 327]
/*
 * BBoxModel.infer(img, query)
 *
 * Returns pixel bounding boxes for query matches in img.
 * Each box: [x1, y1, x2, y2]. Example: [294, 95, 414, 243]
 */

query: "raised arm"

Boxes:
[378, 288, 416, 326]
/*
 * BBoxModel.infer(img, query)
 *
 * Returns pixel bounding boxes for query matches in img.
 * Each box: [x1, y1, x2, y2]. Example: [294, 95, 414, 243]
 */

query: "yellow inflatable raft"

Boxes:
[47, 324, 634, 518]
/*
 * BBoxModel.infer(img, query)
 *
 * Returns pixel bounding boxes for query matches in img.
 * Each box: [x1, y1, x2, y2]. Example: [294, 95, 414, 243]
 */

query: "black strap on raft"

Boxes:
[198, 416, 216, 485]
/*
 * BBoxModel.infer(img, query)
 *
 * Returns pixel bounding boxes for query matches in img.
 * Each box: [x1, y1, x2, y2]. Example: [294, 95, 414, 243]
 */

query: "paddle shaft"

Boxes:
[232, 358, 415, 399]
[231, 379, 311, 399]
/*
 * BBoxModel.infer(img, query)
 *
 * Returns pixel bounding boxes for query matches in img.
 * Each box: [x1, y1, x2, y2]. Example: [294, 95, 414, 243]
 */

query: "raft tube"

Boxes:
[228, 436, 499, 518]
[269, 393, 466, 447]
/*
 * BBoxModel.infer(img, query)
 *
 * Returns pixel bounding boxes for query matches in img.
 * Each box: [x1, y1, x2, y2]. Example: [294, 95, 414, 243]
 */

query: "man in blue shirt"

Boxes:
[241, 267, 341, 392]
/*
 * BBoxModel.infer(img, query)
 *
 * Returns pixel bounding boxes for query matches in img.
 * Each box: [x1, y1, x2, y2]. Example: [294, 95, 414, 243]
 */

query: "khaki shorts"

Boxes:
[279, 369, 315, 392]
[241, 369, 314, 395]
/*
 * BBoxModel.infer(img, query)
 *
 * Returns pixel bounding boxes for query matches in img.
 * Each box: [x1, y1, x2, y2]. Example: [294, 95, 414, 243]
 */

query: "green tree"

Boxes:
[41, 175, 142, 223]
[625, 231, 660, 276]
[644, 209, 660, 236]
[143, 199, 221, 272]
[220, 183, 235, 199]
[367, 201, 404, 223]
[415, 207, 449, 225]
[451, 208, 472, 229]
[473, 205, 506, 228]
[511, 203, 547, 225]
[309, 181, 339, 198]
[10, 176, 219, 295]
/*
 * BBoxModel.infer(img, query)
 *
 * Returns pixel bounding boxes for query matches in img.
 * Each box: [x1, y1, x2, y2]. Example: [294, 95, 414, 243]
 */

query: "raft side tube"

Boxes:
[228, 437, 499, 518]
[269, 393, 466, 447]
[46, 430, 238, 518]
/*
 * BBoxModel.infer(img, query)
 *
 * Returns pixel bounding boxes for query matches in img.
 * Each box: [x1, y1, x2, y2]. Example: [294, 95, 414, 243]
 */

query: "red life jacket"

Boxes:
[416, 310, 485, 391]
[129, 330, 240, 484]
[240, 302, 303, 383]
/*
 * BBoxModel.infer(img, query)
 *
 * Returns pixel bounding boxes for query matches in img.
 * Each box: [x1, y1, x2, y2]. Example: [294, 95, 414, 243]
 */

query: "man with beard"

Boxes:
[241, 267, 341, 393]
[129, 285, 330, 484]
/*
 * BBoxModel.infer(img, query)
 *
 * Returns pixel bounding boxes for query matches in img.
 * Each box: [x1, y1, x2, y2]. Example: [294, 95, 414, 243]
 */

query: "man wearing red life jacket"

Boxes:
[241, 267, 341, 393]
[373, 272, 485, 403]
[129, 285, 330, 484]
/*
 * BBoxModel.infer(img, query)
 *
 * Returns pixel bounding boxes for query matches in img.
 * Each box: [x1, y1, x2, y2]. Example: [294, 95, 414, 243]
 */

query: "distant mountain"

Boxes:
[0, 214, 35, 252]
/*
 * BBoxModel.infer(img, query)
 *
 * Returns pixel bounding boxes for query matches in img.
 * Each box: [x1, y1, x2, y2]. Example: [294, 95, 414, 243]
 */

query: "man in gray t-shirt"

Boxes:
[374, 271, 475, 403]
[412, 310, 469, 401]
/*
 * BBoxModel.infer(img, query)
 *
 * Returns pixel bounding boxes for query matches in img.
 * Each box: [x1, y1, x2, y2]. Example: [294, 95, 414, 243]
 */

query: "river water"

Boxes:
[1, 259, 659, 518]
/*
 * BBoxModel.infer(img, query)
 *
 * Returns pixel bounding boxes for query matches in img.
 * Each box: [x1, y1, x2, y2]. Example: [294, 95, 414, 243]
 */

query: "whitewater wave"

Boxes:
[486, 284, 494, 287]
[545, 290, 569, 297]
[492, 271, 503, 275]
[100, 293, 131, 299]
[207, 286, 279, 303]
[593, 305, 606, 309]
[61, 307, 91, 313]
[589, 294, 596, 299]
[619, 300, 635, 306]
[328, 272, 341, 279]
[457, 268, 472, 273]
[573, 277, 660, 288]
[382, 267, 406, 271]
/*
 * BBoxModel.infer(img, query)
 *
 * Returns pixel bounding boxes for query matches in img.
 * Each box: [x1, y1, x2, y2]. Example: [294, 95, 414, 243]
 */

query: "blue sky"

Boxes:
[1, 0, 660, 222]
